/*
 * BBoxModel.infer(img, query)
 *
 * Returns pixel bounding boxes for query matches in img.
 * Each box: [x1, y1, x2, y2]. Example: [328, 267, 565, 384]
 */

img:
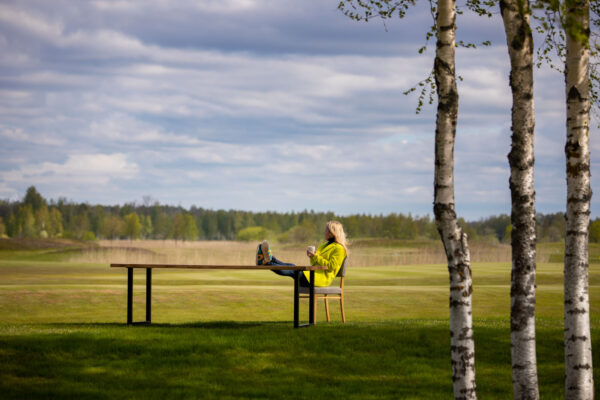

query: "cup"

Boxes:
[307, 245, 315, 254]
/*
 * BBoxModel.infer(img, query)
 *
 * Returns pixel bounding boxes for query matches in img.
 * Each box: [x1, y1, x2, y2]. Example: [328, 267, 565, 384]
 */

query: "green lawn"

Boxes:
[0, 246, 598, 399]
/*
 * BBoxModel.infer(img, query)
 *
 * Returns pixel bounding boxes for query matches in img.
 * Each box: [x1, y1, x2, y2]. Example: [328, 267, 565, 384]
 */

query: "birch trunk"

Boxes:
[564, 0, 594, 397]
[433, 0, 476, 398]
[499, 1, 540, 398]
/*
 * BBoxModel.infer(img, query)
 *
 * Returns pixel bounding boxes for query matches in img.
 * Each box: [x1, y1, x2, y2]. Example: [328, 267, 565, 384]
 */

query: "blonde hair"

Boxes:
[326, 220, 348, 254]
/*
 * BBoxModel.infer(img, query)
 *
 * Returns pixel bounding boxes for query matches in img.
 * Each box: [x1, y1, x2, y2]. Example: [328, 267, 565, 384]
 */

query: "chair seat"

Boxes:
[299, 286, 342, 295]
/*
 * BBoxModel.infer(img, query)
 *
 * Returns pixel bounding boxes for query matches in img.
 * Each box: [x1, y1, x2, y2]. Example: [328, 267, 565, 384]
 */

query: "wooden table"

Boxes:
[110, 264, 327, 328]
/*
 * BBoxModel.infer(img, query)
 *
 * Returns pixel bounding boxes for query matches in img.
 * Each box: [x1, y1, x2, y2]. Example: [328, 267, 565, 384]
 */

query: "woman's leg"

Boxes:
[270, 256, 295, 267]
[270, 256, 309, 287]
[270, 256, 296, 277]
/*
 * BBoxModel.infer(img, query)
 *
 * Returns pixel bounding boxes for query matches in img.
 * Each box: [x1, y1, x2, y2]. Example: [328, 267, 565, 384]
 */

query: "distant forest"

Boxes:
[1, 186, 598, 243]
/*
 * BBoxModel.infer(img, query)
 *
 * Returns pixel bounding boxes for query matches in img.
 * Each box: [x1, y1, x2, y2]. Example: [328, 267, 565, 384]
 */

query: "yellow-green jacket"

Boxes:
[304, 241, 347, 287]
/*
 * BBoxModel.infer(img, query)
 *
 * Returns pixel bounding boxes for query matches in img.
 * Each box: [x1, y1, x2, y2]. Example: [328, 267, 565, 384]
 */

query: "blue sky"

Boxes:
[0, 0, 596, 220]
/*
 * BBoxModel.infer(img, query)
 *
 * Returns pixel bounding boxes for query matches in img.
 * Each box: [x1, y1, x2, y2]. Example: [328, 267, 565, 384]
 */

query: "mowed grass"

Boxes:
[0, 241, 599, 399]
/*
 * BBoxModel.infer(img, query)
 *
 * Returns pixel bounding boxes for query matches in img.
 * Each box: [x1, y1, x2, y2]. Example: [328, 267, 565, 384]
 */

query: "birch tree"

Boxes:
[563, 0, 594, 396]
[533, 0, 596, 396]
[499, 0, 540, 397]
[338, 1, 477, 397]
[432, 0, 477, 397]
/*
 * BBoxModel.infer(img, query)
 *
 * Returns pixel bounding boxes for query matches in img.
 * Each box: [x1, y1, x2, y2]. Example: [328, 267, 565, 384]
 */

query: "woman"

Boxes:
[258, 221, 348, 287]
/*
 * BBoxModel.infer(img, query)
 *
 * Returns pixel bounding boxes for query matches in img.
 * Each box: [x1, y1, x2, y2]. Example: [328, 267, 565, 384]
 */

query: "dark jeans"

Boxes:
[270, 256, 310, 288]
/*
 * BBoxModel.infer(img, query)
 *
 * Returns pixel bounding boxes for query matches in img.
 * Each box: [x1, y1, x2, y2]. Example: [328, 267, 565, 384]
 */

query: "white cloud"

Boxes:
[0, 127, 28, 141]
[91, 1, 138, 11]
[402, 186, 430, 197]
[0, 182, 18, 197]
[0, 127, 64, 146]
[91, 0, 259, 13]
[0, 89, 31, 103]
[0, 4, 64, 43]
[481, 166, 507, 175]
[87, 114, 200, 145]
[182, 144, 257, 164]
[2, 153, 139, 186]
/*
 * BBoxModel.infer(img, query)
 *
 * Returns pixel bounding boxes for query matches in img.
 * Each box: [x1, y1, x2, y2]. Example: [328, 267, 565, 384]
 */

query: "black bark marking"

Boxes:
[566, 189, 592, 203]
[511, 299, 535, 331]
[573, 364, 592, 370]
[450, 299, 470, 308]
[434, 203, 457, 221]
[566, 334, 588, 342]
[451, 345, 470, 353]
[512, 363, 528, 370]
[510, 272, 536, 297]
[461, 385, 477, 396]
[458, 327, 473, 341]
[567, 85, 583, 102]
[565, 230, 587, 238]
[511, 23, 525, 50]
[566, 161, 590, 177]
[434, 57, 455, 76]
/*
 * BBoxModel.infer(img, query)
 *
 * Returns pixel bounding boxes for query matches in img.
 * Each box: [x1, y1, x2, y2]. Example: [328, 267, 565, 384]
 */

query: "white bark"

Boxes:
[564, 0, 594, 397]
[499, 1, 540, 398]
[433, 0, 476, 398]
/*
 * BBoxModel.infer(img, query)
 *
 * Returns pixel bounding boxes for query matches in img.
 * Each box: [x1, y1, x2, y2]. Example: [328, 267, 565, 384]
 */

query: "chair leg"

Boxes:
[340, 294, 346, 323]
[313, 294, 318, 325]
[324, 295, 330, 322]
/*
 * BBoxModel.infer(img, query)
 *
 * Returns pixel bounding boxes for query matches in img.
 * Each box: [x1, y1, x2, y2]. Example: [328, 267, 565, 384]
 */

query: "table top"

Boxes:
[110, 263, 327, 271]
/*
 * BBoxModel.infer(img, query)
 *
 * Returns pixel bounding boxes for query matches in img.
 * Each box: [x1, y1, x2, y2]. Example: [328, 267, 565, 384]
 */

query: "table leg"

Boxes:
[146, 268, 152, 323]
[309, 270, 315, 325]
[294, 270, 299, 328]
[127, 268, 133, 325]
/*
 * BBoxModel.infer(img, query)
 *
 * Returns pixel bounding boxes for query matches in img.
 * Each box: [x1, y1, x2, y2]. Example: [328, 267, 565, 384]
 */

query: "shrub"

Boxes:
[236, 226, 269, 241]
[81, 231, 96, 241]
[278, 224, 316, 243]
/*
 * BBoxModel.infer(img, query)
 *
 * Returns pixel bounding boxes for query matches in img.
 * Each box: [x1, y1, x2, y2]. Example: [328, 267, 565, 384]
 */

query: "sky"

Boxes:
[0, 0, 597, 220]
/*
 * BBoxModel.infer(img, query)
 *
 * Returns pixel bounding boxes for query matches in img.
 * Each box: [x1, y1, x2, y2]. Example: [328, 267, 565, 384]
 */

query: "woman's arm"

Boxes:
[311, 245, 345, 272]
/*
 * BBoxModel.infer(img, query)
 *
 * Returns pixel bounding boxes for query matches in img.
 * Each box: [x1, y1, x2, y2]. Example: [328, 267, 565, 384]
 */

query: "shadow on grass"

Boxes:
[43, 320, 287, 329]
[1, 321, 592, 399]
[0, 321, 457, 399]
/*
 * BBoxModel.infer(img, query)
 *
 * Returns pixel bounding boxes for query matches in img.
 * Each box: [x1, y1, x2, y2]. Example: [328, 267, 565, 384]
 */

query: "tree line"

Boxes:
[0, 187, 597, 244]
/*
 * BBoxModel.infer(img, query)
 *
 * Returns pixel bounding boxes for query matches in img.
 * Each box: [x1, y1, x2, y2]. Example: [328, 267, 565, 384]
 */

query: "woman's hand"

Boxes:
[306, 250, 315, 258]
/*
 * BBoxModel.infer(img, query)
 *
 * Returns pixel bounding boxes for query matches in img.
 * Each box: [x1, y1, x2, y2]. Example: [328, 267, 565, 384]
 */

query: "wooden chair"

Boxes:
[299, 257, 347, 324]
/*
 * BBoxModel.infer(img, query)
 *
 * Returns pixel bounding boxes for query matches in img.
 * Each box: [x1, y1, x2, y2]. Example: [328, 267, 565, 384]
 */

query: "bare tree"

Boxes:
[499, 0, 540, 397]
[563, 0, 595, 396]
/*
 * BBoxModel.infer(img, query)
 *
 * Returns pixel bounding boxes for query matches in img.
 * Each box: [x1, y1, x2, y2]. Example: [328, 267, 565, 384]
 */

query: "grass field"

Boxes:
[0, 239, 599, 399]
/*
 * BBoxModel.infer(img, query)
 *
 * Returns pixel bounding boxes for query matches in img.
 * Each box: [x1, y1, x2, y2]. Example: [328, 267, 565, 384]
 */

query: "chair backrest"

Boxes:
[336, 257, 348, 278]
